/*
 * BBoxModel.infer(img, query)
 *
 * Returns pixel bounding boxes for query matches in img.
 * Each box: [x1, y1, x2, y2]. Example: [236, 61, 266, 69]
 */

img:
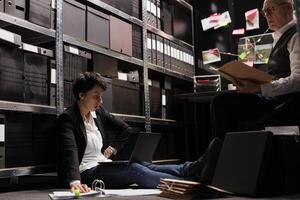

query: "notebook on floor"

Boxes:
[98, 132, 161, 165]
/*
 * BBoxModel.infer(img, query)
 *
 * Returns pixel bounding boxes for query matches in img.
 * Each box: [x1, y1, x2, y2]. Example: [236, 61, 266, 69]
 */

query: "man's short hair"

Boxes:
[72, 72, 107, 100]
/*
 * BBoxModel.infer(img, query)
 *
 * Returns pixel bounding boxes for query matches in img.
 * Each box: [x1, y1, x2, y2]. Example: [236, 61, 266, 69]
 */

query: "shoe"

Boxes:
[186, 137, 222, 178]
[196, 137, 222, 185]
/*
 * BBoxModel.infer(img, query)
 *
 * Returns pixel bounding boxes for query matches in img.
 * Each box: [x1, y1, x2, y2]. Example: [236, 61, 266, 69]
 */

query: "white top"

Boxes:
[261, 20, 300, 97]
[79, 113, 111, 173]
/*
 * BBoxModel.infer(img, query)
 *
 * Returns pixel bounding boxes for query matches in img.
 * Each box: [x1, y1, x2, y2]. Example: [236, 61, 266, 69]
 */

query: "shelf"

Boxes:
[174, 0, 193, 10]
[147, 25, 194, 50]
[0, 165, 56, 179]
[87, 0, 143, 27]
[63, 34, 144, 67]
[151, 117, 177, 126]
[0, 101, 56, 115]
[148, 63, 193, 82]
[0, 12, 55, 38]
[112, 113, 177, 126]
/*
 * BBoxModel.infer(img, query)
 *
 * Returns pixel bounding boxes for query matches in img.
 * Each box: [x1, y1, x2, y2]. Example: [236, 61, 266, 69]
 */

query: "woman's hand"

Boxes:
[70, 183, 91, 193]
[234, 79, 261, 94]
[104, 146, 114, 158]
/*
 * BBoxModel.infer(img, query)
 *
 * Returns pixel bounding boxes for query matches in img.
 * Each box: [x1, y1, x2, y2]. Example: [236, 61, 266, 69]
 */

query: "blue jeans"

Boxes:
[81, 161, 191, 188]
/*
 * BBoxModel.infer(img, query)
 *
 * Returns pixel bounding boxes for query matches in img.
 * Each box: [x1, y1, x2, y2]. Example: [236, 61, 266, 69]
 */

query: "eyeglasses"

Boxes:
[261, 2, 288, 18]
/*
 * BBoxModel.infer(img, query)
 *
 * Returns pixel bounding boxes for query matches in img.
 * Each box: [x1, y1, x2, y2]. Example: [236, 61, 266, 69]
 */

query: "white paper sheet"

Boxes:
[102, 189, 161, 196]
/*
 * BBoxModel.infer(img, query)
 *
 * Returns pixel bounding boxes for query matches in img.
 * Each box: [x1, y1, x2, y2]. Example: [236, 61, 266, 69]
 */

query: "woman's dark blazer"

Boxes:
[56, 103, 130, 187]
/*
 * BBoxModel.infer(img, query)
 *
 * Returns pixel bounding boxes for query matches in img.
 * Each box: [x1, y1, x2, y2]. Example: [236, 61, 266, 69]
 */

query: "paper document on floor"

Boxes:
[102, 189, 161, 196]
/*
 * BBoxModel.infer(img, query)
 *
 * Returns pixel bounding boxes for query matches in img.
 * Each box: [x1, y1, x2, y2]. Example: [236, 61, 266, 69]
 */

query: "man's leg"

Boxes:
[210, 92, 272, 139]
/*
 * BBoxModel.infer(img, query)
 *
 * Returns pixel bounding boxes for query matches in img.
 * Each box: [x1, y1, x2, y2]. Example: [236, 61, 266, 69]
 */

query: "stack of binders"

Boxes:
[158, 178, 222, 199]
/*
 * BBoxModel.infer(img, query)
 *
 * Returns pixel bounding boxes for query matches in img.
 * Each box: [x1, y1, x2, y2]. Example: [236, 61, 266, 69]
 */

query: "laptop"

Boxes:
[98, 132, 161, 165]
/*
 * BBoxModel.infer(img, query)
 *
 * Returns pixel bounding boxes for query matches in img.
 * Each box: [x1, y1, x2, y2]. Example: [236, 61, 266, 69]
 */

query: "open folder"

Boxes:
[209, 60, 275, 84]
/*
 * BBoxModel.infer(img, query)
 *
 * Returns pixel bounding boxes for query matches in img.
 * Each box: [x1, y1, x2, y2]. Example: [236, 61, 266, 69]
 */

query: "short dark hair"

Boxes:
[72, 72, 107, 100]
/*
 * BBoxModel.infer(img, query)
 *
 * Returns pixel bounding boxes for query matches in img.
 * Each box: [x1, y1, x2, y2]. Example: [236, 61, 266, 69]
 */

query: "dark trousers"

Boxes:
[81, 161, 191, 189]
[210, 92, 289, 140]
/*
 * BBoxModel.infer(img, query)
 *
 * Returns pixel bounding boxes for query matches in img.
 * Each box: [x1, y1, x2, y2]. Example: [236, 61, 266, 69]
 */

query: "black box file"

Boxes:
[0, 0, 4, 12]
[5, 112, 32, 167]
[87, 6, 110, 48]
[63, 45, 90, 82]
[92, 53, 118, 78]
[23, 52, 49, 105]
[110, 16, 132, 56]
[0, 45, 24, 102]
[102, 78, 141, 115]
[149, 80, 161, 118]
[28, 0, 52, 28]
[63, 45, 90, 107]
[132, 24, 142, 59]
[63, 0, 86, 41]
[4, 0, 26, 19]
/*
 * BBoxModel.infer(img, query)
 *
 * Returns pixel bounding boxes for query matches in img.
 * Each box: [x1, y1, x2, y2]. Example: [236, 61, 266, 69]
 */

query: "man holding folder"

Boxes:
[211, 0, 300, 139]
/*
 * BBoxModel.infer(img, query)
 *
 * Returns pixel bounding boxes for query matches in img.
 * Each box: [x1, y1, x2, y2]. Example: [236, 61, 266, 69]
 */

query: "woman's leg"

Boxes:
[126, 162, 185, 188]
[81, 162, 185, 189]
[139, 162, 191, 177]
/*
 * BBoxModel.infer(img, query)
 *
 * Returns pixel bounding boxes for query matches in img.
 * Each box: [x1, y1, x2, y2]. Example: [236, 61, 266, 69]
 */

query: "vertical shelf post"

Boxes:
[142, 0, 151, 133]
[56, 0, 64, 115]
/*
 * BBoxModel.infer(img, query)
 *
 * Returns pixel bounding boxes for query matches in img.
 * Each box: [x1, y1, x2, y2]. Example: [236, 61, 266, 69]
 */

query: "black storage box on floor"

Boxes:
[28, 0, 52, 28]
[86, 6, 110, 48]
[102, 78, 141, 115]
[62, 0, 86, 41]
[0, 45, 24, 102]
[4, 0, 26, 19]
[212, 131, 300, 196]
[272, 135, 300, 195]
[92, 52, 118, 78]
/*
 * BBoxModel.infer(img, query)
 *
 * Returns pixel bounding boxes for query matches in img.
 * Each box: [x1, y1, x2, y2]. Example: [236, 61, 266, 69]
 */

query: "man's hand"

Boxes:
[70, 183, 91, 193]
[104, 146, 115, 158]
[234, 79, 261, 94]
